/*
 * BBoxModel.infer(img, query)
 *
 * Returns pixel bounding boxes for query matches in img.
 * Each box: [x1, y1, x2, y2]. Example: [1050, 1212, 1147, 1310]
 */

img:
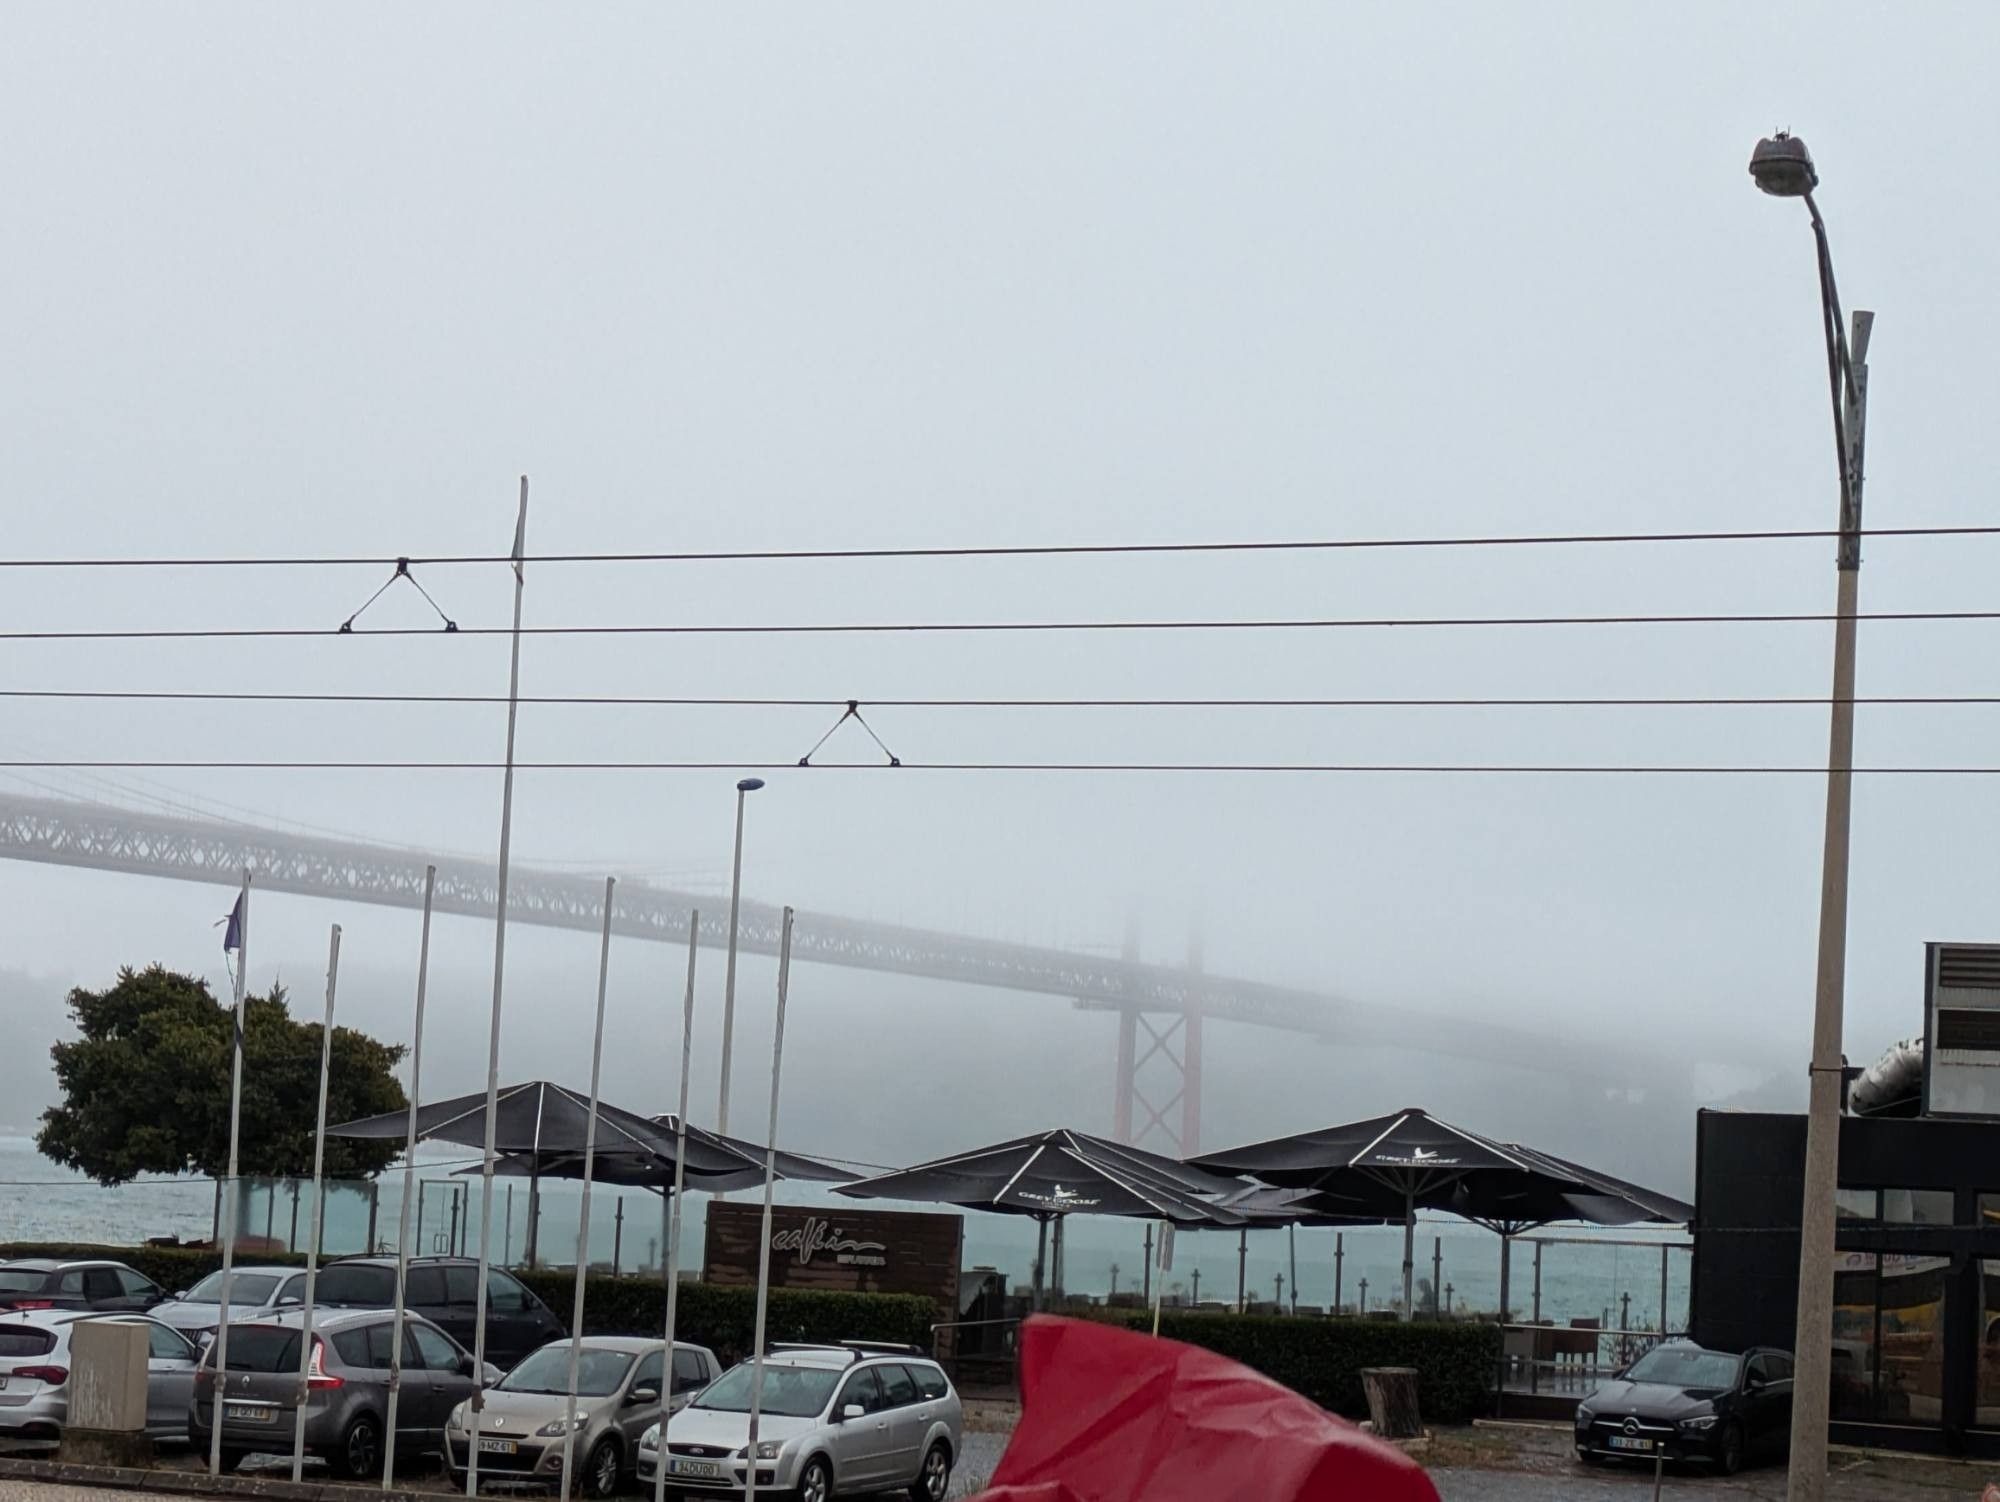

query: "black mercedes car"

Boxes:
[1574, 1341, 1793, 1474]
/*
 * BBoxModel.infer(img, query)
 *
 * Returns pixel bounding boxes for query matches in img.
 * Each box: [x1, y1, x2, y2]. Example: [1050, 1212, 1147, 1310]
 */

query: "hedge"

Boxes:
[0, 1243, 936, 1365]
[1090, 1309, 1501, 1424]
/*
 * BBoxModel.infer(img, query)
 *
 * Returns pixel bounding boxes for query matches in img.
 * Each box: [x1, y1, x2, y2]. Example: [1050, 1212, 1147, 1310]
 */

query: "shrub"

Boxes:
[1089, 1309, 1500, 1424]
[0, 1243, 937, 1364]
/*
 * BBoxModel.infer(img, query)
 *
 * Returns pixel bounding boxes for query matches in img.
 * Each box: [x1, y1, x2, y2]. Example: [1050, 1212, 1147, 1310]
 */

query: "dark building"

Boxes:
[1692, 942, 2000, 1455]
[1693, 1105, 2000, 1456]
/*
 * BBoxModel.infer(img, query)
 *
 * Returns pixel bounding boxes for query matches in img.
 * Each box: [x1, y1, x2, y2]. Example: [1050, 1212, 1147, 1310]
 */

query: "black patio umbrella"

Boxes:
[463, 1121, 855, 1196]
[835, 1127, 1249, 1308]
[1192, 1107, 1687, 1322]
[330, 1081, 752, 1263]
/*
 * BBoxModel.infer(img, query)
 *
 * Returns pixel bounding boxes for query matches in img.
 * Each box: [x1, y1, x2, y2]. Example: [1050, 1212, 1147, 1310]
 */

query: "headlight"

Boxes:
[535, 1414, 590, 1438]
[735, 1442, 784, 1461]
[640, 1424, 661, 1450]
[449, 1407, 467, 1432]
[1574, 1406, 1593, 1425]
[1679, 1414, 1718, 1432]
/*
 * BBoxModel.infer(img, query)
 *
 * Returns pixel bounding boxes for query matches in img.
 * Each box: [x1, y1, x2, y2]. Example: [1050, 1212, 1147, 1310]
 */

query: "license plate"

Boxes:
[479, 1439, 519, 1455]
[1608, 1435, 1653, 1452]
[225, 1402, 276, 1423]
[670, 1459, 724, 1479]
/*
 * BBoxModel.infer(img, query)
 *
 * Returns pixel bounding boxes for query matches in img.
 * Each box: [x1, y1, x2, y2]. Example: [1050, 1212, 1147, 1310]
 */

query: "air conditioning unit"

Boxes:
[1922, 942, 2000, 1117]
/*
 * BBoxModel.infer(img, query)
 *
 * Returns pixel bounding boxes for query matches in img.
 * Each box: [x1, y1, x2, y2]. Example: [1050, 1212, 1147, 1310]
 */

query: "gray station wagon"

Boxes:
[190, 1307, 495, 1480]
[641, 1344, 961, 1502]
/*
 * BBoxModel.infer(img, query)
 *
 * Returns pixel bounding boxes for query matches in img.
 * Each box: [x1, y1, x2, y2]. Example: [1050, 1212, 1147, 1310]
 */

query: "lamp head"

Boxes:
[1749, 132, 1818, 198]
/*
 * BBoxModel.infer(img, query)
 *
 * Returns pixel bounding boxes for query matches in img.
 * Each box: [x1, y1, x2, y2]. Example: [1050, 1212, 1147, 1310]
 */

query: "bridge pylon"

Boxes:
[1109, 929, 1204, 1157]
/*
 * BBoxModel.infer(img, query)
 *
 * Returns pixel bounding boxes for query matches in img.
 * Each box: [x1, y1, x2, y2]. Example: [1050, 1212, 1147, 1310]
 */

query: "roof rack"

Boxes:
[763, 1340, 929, 1365]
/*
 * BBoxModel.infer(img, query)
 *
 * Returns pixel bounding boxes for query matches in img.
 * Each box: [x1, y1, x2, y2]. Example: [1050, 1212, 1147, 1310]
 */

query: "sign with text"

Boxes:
[703, 1201, 964, 1310]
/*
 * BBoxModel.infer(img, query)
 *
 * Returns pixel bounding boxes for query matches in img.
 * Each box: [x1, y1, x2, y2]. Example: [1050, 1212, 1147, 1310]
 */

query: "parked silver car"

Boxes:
[190, 1307, 496, 1479]
[444, 1336, 719, 1497]
[639, 1345, 960, 1502]
[151, 1266, 306, 1344]
[0, 1311, 200, 1444]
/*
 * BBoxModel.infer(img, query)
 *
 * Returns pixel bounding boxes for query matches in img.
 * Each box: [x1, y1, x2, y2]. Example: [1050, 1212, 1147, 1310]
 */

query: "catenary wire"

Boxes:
[5, 759, 2000, 775]
[3, 689, 2000, 709]
[11, 608, 2000, 642]
[5, 521, 2000, 569]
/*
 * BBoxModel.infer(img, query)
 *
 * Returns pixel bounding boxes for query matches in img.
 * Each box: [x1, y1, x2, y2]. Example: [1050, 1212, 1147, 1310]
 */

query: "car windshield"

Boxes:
[693, 1363, 838, 1418]
[1624, 1347, 1740, 1389]
[0, 1270, 49, 1293]
[185, 1272, 280, 1305]
[499, 1345, 635, 1397]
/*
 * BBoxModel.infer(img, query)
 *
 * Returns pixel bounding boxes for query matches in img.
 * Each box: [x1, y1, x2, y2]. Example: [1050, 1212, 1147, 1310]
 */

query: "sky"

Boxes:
[5, 3, 2000, 1202]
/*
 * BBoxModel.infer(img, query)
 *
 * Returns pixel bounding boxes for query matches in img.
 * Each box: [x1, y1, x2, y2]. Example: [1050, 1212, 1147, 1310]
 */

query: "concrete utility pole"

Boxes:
[1748, 131, 1873, 1502]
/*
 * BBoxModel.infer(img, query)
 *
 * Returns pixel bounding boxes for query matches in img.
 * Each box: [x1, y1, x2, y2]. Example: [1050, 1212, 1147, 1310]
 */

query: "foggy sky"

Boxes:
[5, 4, 1998, 1201]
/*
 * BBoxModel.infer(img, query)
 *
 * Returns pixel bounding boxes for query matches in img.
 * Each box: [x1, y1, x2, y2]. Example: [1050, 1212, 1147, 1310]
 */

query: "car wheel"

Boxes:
[583, 1436, 622, 1499]
[910, 1441, 951, 1502]
[797, 1454, 832, 1502]
[331, 1413, 383, 1481]
[215, 1449, 249, 1475]
[1717, 1420, 1745, 1476]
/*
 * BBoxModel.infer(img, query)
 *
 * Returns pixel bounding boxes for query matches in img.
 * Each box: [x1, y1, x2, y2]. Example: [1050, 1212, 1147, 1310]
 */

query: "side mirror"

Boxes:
[840, 1404, 866, 1423]
[459, 1355, 478, 1377]
[629, 1387, 659, 1407]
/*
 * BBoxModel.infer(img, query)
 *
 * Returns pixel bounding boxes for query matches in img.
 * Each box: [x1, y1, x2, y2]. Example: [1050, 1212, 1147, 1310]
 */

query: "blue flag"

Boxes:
[222, 893, 243, 955]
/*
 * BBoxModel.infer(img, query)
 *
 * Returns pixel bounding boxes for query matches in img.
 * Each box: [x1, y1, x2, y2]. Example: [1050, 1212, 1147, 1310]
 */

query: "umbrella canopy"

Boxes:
[650, 1114, 857, 1187]
[837, 1128, 1249, 1226]
[328, 1081, 750, 1179]
[837, 1128, 1248, 1310]
[1193, 1107, 1688, 1321]
[462, 1122, 855, 1196]
[1216, 1184, 1386, 1228]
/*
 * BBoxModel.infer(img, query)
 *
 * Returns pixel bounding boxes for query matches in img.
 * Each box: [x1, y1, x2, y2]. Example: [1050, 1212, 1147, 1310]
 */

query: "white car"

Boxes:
[639, 1344, 961, 1502]
[150, 1266, 306, 1343]
[0, 1310, 201, 1444]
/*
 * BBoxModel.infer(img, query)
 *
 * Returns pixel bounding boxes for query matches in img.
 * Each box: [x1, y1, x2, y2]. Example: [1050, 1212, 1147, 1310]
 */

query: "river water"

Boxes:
[0, 1136, 1688, 1326]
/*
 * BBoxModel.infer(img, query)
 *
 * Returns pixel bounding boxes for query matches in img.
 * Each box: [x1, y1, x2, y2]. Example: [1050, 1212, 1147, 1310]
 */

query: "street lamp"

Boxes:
[1751, 131, 1873, 1502]
[715, 776, 766, 1141]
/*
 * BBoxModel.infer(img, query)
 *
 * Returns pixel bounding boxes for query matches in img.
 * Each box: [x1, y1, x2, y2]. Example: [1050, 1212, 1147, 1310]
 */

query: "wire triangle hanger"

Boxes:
[798, 701, 900, 767]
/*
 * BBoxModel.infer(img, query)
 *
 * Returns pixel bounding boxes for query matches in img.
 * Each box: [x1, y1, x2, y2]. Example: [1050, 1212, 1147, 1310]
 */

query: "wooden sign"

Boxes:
[703, 1201, 963, 1310]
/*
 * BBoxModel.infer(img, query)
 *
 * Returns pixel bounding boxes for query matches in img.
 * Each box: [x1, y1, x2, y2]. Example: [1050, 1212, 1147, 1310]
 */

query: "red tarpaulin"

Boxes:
[968, 1316, 1440, 1502]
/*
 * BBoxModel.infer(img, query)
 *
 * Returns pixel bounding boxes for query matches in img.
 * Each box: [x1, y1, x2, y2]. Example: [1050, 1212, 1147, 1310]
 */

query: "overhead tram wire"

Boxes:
[7, 688, 2000, 709]
[3, 520, 2000, 570]
[9, 758, 2000, 775]
[13, 607, 2000, 642]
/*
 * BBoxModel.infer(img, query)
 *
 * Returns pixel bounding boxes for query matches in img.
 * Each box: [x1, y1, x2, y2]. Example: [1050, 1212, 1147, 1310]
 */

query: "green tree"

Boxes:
[37, 964, 407, 1185]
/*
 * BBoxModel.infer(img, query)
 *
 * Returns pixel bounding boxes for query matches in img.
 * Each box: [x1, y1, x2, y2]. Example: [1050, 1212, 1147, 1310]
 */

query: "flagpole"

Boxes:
[655, 909, 700, 1502]
[559, 878, 617, 1502]
[382, 865, 435, 1489]
[468, 475, 529, 1497]
[742, 908, 793, 1502]
[208, 868, 251, 1478]
[291, 923, 342, 1482]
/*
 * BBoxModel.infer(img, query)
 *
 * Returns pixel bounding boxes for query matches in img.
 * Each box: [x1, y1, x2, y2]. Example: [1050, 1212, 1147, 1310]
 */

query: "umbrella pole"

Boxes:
[1401, 1186, 1415, 1323]
[1236, 1227, 1247, 1313]
[527, 1170, 542, 1269]
[1033, 1215, 1048, 1311]
[1052, 1216, 1065, 1305]
[1499, 1231, 1512, 1324]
